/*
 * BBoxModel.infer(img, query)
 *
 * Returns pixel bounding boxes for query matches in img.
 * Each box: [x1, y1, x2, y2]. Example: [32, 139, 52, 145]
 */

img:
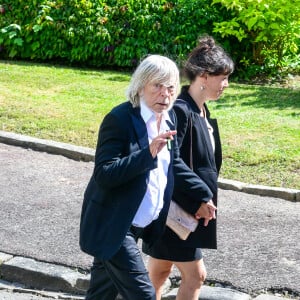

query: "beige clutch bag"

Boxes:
[166, 200, 198, 240]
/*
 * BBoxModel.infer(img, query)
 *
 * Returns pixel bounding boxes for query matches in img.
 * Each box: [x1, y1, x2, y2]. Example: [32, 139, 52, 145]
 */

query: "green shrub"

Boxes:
[0, 0, 218, 67]
[0, 0, 299, 78]
[212, 0, 300, 76]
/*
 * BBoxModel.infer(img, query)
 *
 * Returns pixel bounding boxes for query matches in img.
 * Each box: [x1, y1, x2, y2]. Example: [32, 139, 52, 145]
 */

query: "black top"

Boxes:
[165, 85, 222, 249]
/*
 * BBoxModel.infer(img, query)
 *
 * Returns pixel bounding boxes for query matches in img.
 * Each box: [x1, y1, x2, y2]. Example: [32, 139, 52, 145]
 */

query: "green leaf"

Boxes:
[247, 17, 257, 30]
[33, 25, 43, 33]
[8, 48, 17, 57]
[31, 41, 40, 51]
[8, 24, 21, 31]
[13, 38, 23, 46]
[45, 16, 54, 22]
[270, 23, 280, 30]
[9, 32, 17, 39]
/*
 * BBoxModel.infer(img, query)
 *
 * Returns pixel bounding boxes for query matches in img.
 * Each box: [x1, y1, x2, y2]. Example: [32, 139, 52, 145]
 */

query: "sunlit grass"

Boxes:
[209, 84, 300, 188]
[1, 60, 299, 189]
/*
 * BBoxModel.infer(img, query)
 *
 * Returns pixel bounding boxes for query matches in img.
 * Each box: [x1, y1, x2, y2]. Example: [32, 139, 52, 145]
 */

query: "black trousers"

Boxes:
[85, 227, 155, 300]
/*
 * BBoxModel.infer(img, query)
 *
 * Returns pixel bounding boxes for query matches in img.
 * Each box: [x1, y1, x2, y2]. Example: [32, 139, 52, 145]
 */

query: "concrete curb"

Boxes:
[163, 286, 251, 300]
[0, 130, 94, 162]
[1, 130, 299, 202]
[218, 178, 300, 202]
[0, 279, 85, 300]
[1, 252, 293, 300]
[0, 253, 89, 295]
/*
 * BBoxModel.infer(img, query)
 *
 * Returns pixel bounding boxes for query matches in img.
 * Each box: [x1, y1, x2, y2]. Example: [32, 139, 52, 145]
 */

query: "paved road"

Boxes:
[0, 140, 299, 297]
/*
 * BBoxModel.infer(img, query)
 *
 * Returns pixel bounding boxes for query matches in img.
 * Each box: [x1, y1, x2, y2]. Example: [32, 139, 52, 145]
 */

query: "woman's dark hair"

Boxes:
[183, 35, 234, 82]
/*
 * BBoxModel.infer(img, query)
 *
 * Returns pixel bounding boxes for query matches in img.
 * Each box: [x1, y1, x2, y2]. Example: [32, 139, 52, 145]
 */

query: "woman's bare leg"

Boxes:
[148, 257, 173, 300]
[174, 259, 206, 300]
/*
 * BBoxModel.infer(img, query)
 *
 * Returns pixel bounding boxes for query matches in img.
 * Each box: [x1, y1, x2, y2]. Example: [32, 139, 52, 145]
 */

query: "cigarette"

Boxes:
[166, 131, 172, 150]
[167, 138, 172, 150]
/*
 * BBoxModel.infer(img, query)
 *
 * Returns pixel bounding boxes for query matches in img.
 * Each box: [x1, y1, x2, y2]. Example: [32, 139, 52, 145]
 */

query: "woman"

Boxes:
[79, 54, 214, 300]
[143, 36, 234, 300]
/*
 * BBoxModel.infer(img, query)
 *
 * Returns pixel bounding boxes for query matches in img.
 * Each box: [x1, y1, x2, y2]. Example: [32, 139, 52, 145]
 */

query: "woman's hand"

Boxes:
[194, 200, 217, 226]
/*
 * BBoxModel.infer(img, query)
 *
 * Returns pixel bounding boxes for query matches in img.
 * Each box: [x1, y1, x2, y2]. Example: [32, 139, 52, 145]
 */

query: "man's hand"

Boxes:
[194, 200, 217, 226]
[149, 130, 177, 158]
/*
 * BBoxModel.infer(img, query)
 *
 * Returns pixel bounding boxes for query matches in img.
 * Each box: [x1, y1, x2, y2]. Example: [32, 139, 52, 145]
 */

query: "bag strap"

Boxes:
[189, 115, 193, 171]
[176, 99, 194, 171]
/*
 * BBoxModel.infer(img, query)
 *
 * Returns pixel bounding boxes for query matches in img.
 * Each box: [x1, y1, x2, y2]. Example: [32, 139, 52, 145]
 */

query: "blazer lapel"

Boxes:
[167, 109, 176, 131]
[130, 107, 149, 149]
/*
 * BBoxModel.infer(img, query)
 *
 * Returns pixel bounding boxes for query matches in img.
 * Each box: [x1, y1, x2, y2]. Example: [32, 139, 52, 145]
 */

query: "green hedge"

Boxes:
[0, 0, 299, 78]
[0, 0, 219, 67]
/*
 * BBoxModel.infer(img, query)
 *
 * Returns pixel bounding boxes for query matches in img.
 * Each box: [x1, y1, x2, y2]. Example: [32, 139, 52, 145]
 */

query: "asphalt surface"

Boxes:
[0, 133, 299, 298]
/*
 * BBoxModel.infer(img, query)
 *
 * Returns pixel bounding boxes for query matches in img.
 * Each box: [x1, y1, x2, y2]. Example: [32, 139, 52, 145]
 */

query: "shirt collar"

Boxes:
[140, 100, 172, 126]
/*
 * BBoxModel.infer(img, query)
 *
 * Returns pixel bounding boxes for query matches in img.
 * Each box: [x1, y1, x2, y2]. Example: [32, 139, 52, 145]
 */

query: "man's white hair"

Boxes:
[126, 55, 180, 108]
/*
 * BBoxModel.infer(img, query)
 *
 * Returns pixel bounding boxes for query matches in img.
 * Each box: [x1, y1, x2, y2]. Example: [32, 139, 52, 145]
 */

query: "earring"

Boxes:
[200, 86, 204, 90]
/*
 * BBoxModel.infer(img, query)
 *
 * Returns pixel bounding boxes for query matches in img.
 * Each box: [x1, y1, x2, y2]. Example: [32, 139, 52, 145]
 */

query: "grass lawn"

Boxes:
[1, 60, 299, 190]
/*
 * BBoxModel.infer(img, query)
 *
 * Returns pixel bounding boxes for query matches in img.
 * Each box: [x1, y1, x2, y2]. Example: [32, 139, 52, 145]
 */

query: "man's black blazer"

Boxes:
[79, 101, 213, 260]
